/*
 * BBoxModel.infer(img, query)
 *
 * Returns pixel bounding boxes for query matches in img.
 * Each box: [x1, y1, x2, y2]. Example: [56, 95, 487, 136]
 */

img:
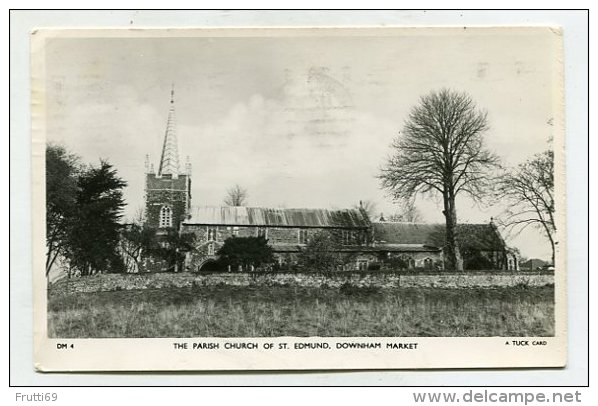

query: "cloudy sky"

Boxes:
[43, 28, 560, 260]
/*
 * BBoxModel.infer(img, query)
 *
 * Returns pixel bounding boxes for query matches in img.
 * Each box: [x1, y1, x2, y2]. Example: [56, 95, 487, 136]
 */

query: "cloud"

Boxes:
[181, 81, 398, 210]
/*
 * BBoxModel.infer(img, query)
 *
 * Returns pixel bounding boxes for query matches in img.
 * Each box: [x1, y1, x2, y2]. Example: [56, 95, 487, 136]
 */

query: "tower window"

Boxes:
[207, 243, 215, 256]
[207, 227, 217, 241]
[159, 206, 173, 228]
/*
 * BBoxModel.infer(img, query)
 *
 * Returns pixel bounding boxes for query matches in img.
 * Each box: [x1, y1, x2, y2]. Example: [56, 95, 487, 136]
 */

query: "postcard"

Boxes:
[32, 27, 566, 371]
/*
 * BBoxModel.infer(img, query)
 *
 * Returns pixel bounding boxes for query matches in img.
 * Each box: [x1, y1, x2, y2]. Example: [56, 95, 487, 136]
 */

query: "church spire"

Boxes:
[158, 84, 180, 177]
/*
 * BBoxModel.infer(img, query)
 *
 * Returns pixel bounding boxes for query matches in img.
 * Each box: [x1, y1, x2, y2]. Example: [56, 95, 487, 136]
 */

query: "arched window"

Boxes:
[424, 257, 433, 270]
[159, 206, 172, 228]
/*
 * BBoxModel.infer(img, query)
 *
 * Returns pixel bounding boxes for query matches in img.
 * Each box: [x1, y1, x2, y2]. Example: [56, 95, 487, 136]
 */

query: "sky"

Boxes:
[43, 28, 561, 260]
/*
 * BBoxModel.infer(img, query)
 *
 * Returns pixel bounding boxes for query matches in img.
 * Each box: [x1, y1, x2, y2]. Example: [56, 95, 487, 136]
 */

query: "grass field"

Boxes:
[48, 284, 554, 338]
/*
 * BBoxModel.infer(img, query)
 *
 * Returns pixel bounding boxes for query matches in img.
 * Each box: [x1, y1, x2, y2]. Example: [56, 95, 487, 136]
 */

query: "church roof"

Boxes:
[373, 222, 442, 246]
[183, 206, 369, 228]
[372, 222, 506, 251]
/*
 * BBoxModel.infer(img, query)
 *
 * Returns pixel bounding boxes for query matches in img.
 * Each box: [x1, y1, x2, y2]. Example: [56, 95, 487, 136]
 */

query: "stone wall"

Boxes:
[50, 271, 554, 294]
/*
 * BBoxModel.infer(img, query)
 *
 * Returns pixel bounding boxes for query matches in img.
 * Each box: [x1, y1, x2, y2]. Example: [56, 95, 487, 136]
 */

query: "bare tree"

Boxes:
[379, 89, 499, 270]
[497, 150, 555, 265]
[223, 184, 248, 206]
[387, 200, 423, 223]
[118, 207, 151, 273]
[353, 200, 377, 221]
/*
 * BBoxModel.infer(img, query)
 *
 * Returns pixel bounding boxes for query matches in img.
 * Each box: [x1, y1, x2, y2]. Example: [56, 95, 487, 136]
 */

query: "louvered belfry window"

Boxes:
[159, 206, 172, 228]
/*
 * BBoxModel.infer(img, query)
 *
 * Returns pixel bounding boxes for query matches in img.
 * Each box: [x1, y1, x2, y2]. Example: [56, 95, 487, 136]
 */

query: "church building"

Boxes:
[144, 89, 519, 272]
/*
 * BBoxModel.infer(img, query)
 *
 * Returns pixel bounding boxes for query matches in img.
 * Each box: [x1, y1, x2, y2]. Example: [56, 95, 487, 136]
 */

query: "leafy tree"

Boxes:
[216, 236, 274, 272]
[45, 144, 79, 276]
[67, 160, 127, 275]
[461, 248, 494, 270]
[497, 150, 555, 265]
[223, 184, 248, 206]
[379, 89, 499, 270]
[386, 256, 410, 270]
[217, 236, 274, 271]
[297, 231, 347, 273]
[148, 229, 196, 273]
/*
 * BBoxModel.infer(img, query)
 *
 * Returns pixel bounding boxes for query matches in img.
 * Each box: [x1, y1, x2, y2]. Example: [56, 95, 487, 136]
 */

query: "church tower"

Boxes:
[145, 86, 191, 231]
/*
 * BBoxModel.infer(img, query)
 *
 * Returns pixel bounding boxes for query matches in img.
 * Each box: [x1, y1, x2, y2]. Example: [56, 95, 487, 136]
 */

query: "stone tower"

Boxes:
[145, 86, 191, 231]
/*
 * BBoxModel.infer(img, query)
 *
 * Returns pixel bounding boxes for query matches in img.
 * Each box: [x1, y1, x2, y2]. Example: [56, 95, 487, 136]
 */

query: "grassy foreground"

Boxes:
[48, 284, 554, 338]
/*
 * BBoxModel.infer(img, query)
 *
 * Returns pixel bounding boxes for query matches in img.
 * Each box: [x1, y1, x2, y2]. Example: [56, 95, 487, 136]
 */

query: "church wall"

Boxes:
[169, 225, 512, 273]
[181, 224, 372, 272]
[181, 223, 447, 272]
[182, 225, 369, 248]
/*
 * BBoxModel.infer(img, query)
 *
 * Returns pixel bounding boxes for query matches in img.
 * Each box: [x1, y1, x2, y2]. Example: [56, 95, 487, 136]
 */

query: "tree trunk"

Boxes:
[443, 193, 464, 271]
[540, 222, 556, 266]
[46, 249, 60, 276]
[548, 235, 555, 267]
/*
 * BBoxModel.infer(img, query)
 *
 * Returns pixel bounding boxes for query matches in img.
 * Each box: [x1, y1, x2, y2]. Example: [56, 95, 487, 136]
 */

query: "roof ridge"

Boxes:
[193, 205, 359, 212]
[373, 221, 441, 225]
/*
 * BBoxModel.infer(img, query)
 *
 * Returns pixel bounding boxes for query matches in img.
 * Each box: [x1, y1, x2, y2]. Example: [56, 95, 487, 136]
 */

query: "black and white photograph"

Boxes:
[32, 27, 566, 371]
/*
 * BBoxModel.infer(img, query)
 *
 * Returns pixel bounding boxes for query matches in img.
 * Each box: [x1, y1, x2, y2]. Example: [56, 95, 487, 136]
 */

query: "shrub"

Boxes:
[297, 231, 346, 273]
[462, 248, 494, 270]
[216, 236, 275, 272]
[386, 257, 409, 270]
[368, 263, 381, 271]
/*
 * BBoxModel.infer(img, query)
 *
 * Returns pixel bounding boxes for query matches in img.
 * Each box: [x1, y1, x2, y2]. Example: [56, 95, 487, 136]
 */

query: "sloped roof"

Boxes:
[372, 222, 506, 251]
[456, 223, 506, 251]
[373, 222, 442, 246]
[184, 206, 369, 228]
